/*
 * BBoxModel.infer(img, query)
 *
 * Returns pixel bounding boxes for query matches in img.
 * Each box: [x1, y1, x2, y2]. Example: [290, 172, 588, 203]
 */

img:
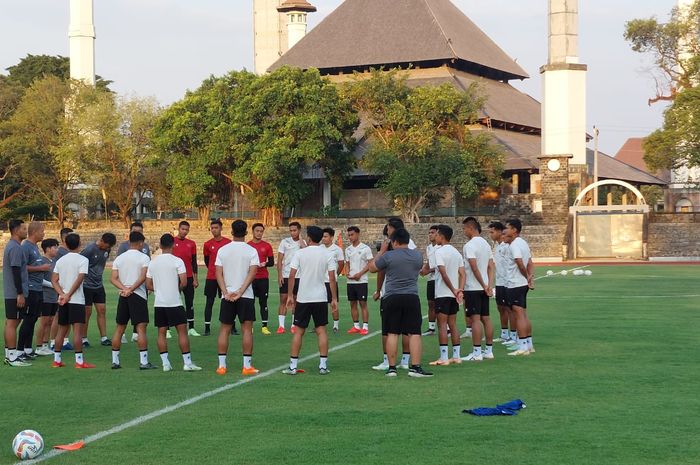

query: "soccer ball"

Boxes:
[12, 430, 44, 460]
[546, 270, 553, 276]
[584, 270, 593, 276]
[573, 270, 584, 276]
[560, 270, 568, 276]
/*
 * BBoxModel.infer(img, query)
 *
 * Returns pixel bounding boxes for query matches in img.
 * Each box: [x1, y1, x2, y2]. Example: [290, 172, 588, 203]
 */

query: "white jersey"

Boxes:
[494, 241, 509, 287]
[278, 237, 304, 278]
[426, 243, 438, 281]
[215, 241, 259, 300]
[345, 242, 373, 284]
[506, 237, 532, 288]
[463, 236, 493, 291]
[324, 243, 345, 283]
[434, 244, 464, 299]
[291, 245, 337, 303]
[112, 249, 150, 300]
[147, 254, 186, 308]
[53, 252, 89, 305]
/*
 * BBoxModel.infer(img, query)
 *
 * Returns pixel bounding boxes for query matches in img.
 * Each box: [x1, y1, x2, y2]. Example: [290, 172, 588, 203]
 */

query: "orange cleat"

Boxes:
[216, 367, 227, 375]
[242, 366, 260, 376]
[428, 359, 451, 366]
[51, 361, 65, 368]
[276, 327, 286, 335]
[290, 325, 297, 334]
[74, 362, 95, 369]
[347, 327, 361, 334]
[359, 329, 369, 336]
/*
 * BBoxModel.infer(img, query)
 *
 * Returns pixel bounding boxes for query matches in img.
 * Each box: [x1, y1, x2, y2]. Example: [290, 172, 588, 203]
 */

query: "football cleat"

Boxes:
[359, 328, 369, 336]
[460, 353, 483, 362]
[51, 361, 64, 368]
[242, 366, 260, 376]
[347, 327, 361, 334]
[188, 328, 201, 337]
[372, 362, 389, 371]
[507, 349, 530, 357]
[184, 364, 202, 371]
[276, 327, 286, 334]
[261, 326, 272, 335]
[139, 362, 158, 370]
[216, 367, 227, 375]
[429, 359, 451, 366]
[74, 362, 96, 369]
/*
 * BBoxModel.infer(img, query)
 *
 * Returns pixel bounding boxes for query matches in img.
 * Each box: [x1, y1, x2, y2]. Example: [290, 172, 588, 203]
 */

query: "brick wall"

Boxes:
[648, 213, 700, 258]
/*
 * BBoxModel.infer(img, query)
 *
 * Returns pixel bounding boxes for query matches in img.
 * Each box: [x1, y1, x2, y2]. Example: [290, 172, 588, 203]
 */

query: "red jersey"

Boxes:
[248, 240, 274, 279]
[173, 236, 197, 278]
[203, 237, 232, 280]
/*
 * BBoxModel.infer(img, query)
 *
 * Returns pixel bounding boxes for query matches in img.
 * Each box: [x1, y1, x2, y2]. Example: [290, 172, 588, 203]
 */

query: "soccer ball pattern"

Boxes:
[12, 430, 44, 460]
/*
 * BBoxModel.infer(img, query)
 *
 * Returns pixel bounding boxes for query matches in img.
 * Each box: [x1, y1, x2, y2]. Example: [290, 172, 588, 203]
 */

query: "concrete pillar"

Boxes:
[322, 179, 331, 208]
[253, 0, 288, 74]
[69, 0, 95, 86]
[538, 155, 572, 223]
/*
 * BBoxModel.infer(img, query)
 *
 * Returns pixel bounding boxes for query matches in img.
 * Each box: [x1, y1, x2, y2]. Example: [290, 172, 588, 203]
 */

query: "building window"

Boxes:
[675, 198, 693, 212]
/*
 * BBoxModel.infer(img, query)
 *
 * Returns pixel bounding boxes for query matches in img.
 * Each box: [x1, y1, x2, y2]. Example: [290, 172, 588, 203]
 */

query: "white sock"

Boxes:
[278, 315, 285, 329]
[501, 329, 508, 339]
[218, 354, 227, 369]
[382, 353, 388, 365]
[8, 349, 17, 361]
[160, 352, 170, 366]
[112, 350, 120, 365]
[139, 350, 148, 365]
[82, 337, 88, 343]
[290, 357, 298, 370]
[362, 322, 368, 330]
[243, 355, 252, 369]
[510, 330, 517, 341]
[484, 345, 493, 355]
[333, 320, 339, 330]
[101, 336, 108, 342]
[428, 321, 436, 330]
[183, 352, 192, 366]
[50, 339, 55, 348]
[353, 321, 361, 329]
[473, 346, 482, 356]
[319, 356, 328, 369]
[5, 347, 8, 358]
[64, 338, 69, 345]
[518, 337, 528, 351]
[400, 353, 410, 366]
[452, 345, 461, 359]
[24, 348, 33, 355]
[440, 345, 448, 361]
[53, 351, 61, 363]
[75, 352, 84, 364]
[527, 337, 533, 349]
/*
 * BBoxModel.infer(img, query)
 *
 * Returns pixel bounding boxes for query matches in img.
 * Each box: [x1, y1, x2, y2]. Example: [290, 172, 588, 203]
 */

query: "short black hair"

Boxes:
[463, 216, 482, 234]
[252, 223, 265, 231]
[382, 225, 389, 237]
[8, 219, 24, 234]
[101, 233, 117, 247]
[65, 233, 80, 250]
[289, 221, 301, 229]
[59, 227, 73, 240]
[130, 221, 144, 231]
[41, 238, 59, 252]
[129, 231, 145, 243]
[179, 221, 190, 228]
[488, 221, 505, 232]
[210, 218, 223, 227]
[232, 220, 247, 238]
[387, 217, 405, 230]
[505, 218, 523, 233]
[347, 226, 360, 234]
[160, 233, 175, 248]
[307, 225, 323, 243]
[429, 224, 439, 231]
[436, 224, 453, 241]
[389, 228, 410, 245]
[322, 227, 335, 237]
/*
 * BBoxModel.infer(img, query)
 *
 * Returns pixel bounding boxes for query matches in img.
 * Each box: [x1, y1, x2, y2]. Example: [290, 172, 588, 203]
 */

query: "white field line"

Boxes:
[20, 329, 388, 465]
[530, 294, 700, 300]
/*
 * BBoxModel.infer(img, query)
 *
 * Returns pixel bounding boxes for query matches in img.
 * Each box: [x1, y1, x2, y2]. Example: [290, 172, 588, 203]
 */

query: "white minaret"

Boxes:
[254, 0, 288, 74]
[69, 0, 96, 86]
[540, 0, 587, 166]
[277, 0, 317, 50]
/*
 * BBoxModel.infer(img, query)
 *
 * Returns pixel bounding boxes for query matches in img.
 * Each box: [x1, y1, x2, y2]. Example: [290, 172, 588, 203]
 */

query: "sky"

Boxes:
[0, 0, 678, 155]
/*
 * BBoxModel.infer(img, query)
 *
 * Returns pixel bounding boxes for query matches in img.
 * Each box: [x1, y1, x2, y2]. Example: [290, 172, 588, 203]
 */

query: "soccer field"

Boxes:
[2, 265, 699, 465]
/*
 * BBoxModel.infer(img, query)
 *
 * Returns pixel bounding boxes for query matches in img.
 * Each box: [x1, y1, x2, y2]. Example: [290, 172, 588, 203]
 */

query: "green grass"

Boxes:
[2, 265, 699, 465]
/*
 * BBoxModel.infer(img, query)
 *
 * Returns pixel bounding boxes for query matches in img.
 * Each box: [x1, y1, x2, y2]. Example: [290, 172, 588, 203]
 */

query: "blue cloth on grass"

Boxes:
[463, 399, 526, 416]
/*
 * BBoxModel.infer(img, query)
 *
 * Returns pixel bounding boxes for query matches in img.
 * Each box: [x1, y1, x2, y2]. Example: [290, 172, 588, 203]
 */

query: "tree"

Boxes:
[5, 54, 112, 91]
[344, 69, 502, 223]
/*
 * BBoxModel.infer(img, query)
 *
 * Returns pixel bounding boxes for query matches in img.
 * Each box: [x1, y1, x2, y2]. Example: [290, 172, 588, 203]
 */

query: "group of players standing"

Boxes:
[2, 214, 534, 378]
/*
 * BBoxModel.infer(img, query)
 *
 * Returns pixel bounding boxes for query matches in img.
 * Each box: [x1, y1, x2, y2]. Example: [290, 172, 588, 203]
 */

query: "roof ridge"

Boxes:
[422, 0, 458, 60]
[599, 151, 668, 184]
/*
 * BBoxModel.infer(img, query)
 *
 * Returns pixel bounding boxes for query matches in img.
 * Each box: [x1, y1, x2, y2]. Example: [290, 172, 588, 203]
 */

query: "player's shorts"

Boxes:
[154, 306, 187, 328]
[57, 303, 86, 325]
[5, 299, 20, 320]
[252, 279, 269, 298]
[426, 280, 436, 301]
[495, 286, 508, 306]
[219, 298, 255, 324]
[465, 291, 490, 317]
[204, 279, 221, 298]
[382, 294, 422, 336]
[347, 283, 368, 302]
[116, 294, 149, 325]
[279, 278, 300, 295]
[25, 291, 43, 318]
[293, 302, 328, 329]
[506, 286, 529, 309]
[325, 282, 339, 303]
[41, 302, 58, 317]
[83, 286, 106, 306]
[435, 296, 459, 315]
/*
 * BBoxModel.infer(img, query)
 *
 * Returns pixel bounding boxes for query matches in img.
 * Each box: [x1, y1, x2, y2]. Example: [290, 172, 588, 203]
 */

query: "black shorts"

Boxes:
[427, 280, 436, 301]
[506, 286, 529, 309]
[204, 279, 221, 298]
[495, 286, 508, 306]
[293, 302, 328, 329]
[116, 294, 149, 325]
[435, 297, 459, 315]
[25, 290, 43, 318]
[42, 302, 58, 317]
[347, 283, 368, 302]
[382, 294, 422, 335]
[465, 291, 490, 317]
[325, 282, 339, 303]
[5, 298, 20, 320]
[57, 303, 86, 325]
[252, 279, 269, 298]
[219, 298, 256, 324]
[154, 306, 187, 328]
[279, 278, 299, 295]
[84, 287, 106, 306]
